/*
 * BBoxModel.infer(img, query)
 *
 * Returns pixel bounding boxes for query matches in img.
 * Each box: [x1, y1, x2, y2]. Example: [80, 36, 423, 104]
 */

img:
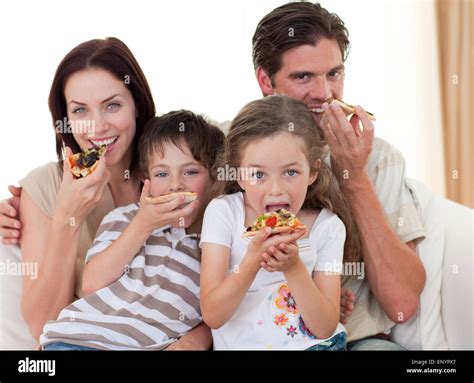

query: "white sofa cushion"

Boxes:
[440, 199, 473, 350]
[0, 243, 37, 349]
[391, 178, 448, 349]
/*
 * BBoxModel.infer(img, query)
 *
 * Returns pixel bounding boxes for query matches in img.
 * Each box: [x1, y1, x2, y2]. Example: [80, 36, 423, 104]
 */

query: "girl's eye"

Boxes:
[106, 102, 121, 111]
[154, 172, 168, 178]
[286, 169, 298, 177]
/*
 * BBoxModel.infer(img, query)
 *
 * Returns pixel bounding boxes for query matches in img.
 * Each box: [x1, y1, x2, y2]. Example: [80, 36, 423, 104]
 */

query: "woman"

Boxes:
[0, 38, 210, 349]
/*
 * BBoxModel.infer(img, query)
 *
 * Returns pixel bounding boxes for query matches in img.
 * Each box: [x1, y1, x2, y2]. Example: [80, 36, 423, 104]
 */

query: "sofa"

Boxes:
[0, 178, 472, 350]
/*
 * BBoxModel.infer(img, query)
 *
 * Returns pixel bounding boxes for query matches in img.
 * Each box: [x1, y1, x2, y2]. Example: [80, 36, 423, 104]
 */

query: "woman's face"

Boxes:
[64, 68, 137, 170]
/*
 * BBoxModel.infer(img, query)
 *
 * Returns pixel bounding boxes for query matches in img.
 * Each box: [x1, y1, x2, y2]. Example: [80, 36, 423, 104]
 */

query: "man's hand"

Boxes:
[0, 185, 22, 245]
[321, 100, 375, 189]
[340, 288, 355, 324]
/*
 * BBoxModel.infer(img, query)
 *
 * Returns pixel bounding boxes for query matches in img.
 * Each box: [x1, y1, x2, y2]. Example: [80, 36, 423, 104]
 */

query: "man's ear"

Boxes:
[308, 159, 322, 186]
[256, 66, 275, 96]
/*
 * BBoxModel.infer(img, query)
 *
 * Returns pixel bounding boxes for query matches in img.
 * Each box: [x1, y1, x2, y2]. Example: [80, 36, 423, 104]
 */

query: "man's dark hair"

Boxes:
[252, 2, 350, 81]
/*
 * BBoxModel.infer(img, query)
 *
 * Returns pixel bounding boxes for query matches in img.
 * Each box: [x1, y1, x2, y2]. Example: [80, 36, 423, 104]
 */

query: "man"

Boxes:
[251, 2, 426, 350]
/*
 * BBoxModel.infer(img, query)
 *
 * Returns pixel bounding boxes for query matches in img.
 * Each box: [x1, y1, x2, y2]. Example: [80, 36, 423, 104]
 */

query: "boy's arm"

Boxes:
[82, 217, 151, 296]
[164, 323, 212, 350]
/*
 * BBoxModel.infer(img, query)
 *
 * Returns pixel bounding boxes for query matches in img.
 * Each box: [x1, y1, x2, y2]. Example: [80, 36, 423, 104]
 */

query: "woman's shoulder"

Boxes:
[19, 161, 63, 217]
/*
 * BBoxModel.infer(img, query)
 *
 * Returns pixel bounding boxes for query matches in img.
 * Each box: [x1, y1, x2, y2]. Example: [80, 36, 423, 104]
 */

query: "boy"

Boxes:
[40, 110, 225, 350]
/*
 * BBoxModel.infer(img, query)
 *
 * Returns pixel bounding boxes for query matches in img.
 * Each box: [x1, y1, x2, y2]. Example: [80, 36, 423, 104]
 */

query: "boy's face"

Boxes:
[146, 141, 211, 231]
[238, 132, 318, 220]
[257, 38, 345, 129]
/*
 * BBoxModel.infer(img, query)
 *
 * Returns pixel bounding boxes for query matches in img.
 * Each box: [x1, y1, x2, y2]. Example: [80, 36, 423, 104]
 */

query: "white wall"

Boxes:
[0, 0, 445, 200]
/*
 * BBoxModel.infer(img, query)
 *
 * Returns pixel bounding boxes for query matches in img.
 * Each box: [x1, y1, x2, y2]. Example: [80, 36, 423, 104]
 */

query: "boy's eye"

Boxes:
[185, 170, 199, 176]
[285, 169, 298, 177]
[154, 172, 168, 178]
[106, 102, 121, 111]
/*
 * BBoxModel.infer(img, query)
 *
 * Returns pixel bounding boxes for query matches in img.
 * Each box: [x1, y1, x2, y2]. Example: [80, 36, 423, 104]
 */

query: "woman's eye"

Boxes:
[253, 171, 265, 180]
[72, 107, 86, 114]
[106, 102, 121, 111]
[154, 172, 168, 178]
[286, 169, 298, 177]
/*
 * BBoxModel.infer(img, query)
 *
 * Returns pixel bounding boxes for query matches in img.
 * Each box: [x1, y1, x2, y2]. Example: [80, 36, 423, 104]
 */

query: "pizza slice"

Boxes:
[243, 208, 306, 238]
[332, 99, 376, 121]
[67, 145, 106, 178]
[145, 191, 198, 205]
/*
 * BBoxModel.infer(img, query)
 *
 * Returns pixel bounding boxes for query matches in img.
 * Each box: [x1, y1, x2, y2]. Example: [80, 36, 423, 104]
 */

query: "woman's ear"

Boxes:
[308, 159, 322, 186]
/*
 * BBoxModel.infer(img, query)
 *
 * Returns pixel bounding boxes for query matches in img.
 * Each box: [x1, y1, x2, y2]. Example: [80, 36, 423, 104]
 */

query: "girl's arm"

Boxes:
[286, 264, 341, 339]
[200, 229, 307, 329]
[164, 323, 212, 350]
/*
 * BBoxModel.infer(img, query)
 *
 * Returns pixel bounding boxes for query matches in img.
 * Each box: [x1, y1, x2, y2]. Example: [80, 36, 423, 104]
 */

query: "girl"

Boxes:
[200, 95, 361, 350]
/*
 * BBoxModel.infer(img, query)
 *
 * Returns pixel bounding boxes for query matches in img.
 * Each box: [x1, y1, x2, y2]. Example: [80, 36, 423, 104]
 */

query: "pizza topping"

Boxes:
[246, 209, 302, 232]
[68, 145, 106, 178]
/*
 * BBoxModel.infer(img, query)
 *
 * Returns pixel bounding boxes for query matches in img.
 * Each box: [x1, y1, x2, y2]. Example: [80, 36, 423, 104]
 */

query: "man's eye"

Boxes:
[154, 172, 168, 177]
[294, 74, 310, 82]
[328, 71, 343, 80]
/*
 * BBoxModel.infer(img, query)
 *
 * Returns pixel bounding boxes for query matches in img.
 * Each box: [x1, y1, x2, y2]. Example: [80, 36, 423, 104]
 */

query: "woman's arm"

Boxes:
[164, 323, 212, 350]
[20, 190, 82, 339]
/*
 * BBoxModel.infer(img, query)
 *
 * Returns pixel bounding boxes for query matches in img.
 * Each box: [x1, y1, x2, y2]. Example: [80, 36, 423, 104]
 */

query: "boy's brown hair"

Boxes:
[139, 110, 225, 179]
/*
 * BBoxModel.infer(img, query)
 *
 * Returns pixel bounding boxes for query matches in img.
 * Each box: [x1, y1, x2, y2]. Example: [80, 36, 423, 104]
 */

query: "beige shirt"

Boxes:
[19, 162, 115, 298]
[337, 137, 426, 342]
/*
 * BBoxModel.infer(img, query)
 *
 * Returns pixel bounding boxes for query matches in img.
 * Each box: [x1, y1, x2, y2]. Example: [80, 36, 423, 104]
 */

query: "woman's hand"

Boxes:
[0, 185, 22, 245]
[135, 179, 199, 234]
[55, 147, 111, 226]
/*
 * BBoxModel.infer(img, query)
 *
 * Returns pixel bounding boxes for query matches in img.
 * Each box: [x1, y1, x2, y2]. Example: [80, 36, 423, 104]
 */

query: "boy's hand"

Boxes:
[137, 179, 198, 233]
[261, 241, 302, 273]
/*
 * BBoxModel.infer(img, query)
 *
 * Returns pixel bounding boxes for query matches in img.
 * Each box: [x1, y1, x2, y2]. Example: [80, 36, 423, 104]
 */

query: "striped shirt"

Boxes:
[40, 203, 202, 350]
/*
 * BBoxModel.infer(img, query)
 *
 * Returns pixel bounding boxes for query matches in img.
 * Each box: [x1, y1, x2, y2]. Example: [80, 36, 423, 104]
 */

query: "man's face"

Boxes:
[258, 38, 345, 128]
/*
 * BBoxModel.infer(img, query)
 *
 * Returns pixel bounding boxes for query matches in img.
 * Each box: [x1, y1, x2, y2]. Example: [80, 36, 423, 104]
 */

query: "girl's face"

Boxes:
[64, 68, 137, 170]
[146, 141, 211, 231]
[238, 132, 319, 219]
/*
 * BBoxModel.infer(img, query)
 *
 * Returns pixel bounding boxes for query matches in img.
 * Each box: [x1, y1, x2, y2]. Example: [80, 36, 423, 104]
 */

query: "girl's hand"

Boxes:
[247, 228, 306, 269]
[261, 241, 301, 273]
[55, 147, 111, 226]
[136, 179, 199, 234]
[340, 288, 355, 324]
[0, 185, 22, 245]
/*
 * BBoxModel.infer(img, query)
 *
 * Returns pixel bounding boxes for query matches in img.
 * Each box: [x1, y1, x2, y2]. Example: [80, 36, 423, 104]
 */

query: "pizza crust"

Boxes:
[145, 191, 198, 204]
[242, 223, 306, 238]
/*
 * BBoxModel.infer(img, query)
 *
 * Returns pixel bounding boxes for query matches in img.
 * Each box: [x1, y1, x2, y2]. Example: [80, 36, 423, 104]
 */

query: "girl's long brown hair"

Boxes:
[212, 95, 362, 263]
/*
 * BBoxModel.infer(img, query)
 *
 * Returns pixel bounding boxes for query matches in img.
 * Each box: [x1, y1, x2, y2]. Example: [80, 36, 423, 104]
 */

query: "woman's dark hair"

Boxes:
[252, 2, 350, 83]
[214, 95, 361, 263]
[49, 37, 156, 175]
[139, 110, 225, 181]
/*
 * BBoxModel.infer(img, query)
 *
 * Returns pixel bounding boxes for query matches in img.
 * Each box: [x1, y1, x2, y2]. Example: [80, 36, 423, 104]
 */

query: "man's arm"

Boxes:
[341, 174, 425, 323]
[321, 101, 426, 323]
